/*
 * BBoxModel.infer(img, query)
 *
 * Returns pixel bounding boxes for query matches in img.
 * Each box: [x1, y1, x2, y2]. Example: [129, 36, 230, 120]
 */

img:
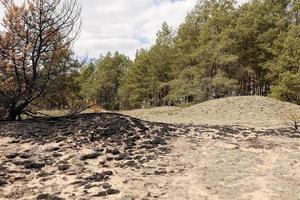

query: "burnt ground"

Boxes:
[0, 113, 299, 199]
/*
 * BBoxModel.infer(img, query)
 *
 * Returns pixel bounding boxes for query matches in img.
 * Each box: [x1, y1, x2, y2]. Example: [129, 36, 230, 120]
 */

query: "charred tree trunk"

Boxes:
[6, 101, 29, 121]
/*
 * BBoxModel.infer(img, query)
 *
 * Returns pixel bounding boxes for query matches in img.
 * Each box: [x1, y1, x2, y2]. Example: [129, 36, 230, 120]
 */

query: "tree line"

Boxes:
[74, 0, 300, 110]
[1, 0, 300, 120]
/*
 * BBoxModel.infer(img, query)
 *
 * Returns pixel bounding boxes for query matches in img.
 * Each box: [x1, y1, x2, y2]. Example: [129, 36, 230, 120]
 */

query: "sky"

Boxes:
[0, 0, 248, 59]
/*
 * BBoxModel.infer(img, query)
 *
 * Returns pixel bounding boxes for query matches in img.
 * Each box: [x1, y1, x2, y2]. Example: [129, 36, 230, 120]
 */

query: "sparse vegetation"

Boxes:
[282, 110, 300, 131]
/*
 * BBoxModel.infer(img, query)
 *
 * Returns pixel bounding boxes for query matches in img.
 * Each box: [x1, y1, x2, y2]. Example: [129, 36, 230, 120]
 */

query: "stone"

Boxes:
[36, 193, 64, 200]
[102, 183, 111, 189]
[106, 188, 120, 195]
[111, 149, 120, 155]
[47, 147, 60, 152]
[13, 176, 26, 181]
[24, 162, 45, 169]
[87, 173, 104, 182]
[58, 164, 70, 171]
[103, 170, 113, 176]
[19, 153, 32, 159]
[6, 153, 19, 159]
[106, 156, 114, 161]
[80, 152, 100, 161]
[154, 169, 167, 175]
[0, 179, 7, 186]
[115, 154, 125, 161]
[94, 191, 107, 197]
[52, 152, 62, 158]
[9, 139, 20, 144]
[125, 161, 136, 167]
[119, 195, 136, 200]
[99, 160, 106, 165]
[151, 137, 166, 145]
[84, 184, 95, 189]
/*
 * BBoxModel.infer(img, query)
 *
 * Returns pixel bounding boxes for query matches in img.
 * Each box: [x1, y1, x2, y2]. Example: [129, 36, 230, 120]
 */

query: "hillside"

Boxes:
[123, 96, 300, 128]
[0, 106, 300, 199]
[0, 112, 299, 200]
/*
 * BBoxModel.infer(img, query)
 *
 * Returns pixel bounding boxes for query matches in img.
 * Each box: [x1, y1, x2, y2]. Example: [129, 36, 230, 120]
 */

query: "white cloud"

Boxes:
[0, 0, 249, 58]
[74, 0, 197, 58]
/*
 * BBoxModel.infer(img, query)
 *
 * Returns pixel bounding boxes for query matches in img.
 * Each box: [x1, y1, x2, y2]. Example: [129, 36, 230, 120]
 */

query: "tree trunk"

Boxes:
[7, 102, 29, 121]
[7, 108, 21, 121]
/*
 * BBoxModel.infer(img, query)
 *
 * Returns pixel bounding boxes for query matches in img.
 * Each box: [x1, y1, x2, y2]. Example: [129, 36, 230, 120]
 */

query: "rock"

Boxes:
[24, 162, 45, 169]
[133, 155, 143, 160]
[58, 164, 70, 171]
[37, 171, 52, 178]
[99, 160, 106, 165]
[6, 153, 19, 159]
[154, 169, 167, 175]
[47, 147, 60, 152]
[71, 180, 86, 186]
[0, 179, 7, 186]
[55, 137, 66, 143]
[106, 156, 114, 161]
[95, 147, 105, 152]
[124, 141, 135, 149]
[36, 193, 64, 200]
[106, 188, 120, 195]
[119, 195, 136, 200]
[115, 154, 125, 161]
[111, 149, 120, 155]
[19, 153, 32, 159]
[87, 173, 104, 182]
[52, 152, 62, 158]
[103, 170, 113, 176]
[13, 176, 26, 181]
[94, 191, 107, 197]
[80, 152, 100, 161]
[151, 137, 166, 145]
[9, 139, 20, 144]
[84, 184, 95, 189]
[125, 161, 136, 167]
[102, 183, 111, 189]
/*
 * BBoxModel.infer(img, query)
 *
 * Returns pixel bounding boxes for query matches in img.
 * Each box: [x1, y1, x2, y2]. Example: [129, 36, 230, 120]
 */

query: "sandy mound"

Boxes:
[124, 96, 300, 128]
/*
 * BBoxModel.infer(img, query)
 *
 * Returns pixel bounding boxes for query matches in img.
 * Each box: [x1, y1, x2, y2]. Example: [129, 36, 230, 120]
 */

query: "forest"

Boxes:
[1, 0, 300, 119]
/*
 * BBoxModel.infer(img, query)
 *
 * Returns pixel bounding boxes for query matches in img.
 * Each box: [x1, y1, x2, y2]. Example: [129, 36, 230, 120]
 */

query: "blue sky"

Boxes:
[0, 0, 249, 59]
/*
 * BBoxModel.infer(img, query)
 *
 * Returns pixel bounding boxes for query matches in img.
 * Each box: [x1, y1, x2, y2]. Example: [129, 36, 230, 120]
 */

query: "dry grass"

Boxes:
[123, 96, 300, 128]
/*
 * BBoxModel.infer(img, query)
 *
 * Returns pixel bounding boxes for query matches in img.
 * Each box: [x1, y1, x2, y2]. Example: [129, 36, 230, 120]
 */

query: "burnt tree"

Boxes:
[0, 0, 81, 120]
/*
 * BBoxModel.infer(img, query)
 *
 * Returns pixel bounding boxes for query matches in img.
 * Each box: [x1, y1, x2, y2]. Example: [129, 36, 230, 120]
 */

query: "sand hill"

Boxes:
[124, 96, 300, 128]
[0, 97, 299, 200]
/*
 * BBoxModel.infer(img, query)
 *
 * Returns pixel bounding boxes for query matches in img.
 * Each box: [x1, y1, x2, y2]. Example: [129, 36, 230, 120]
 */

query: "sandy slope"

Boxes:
[123, 96, 300, 128]
[1, 122, 299, 200]
[1, 97, 300, 200]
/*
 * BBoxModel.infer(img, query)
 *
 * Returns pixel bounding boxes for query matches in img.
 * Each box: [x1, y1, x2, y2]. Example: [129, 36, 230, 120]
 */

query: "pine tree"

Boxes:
[80, 52, 131, 110]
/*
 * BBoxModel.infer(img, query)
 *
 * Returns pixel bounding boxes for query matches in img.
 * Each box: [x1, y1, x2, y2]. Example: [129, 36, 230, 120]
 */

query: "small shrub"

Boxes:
[282, 111, 300, 130]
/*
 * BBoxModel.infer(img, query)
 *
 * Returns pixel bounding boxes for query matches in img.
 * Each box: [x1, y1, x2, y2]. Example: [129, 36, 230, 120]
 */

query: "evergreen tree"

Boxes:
[118, 49, 153, 109]
[81, 52, 131, 110]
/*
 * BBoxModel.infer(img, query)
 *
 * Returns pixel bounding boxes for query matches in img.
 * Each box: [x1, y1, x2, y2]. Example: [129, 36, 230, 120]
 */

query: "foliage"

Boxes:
[282, 110, 300, 130]
[2, 0, 300, 114]
[98, 0, 300, 110]
[80, 52, 132, 110]
[0, 0, 81, 120]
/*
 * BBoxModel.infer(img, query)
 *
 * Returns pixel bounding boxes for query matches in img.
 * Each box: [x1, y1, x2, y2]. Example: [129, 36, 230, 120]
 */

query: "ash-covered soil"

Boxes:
[0, 113, 299, 200]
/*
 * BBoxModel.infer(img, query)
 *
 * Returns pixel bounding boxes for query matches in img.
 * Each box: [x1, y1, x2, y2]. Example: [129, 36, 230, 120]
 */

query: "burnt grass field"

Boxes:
[0, 113, 299, 199]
